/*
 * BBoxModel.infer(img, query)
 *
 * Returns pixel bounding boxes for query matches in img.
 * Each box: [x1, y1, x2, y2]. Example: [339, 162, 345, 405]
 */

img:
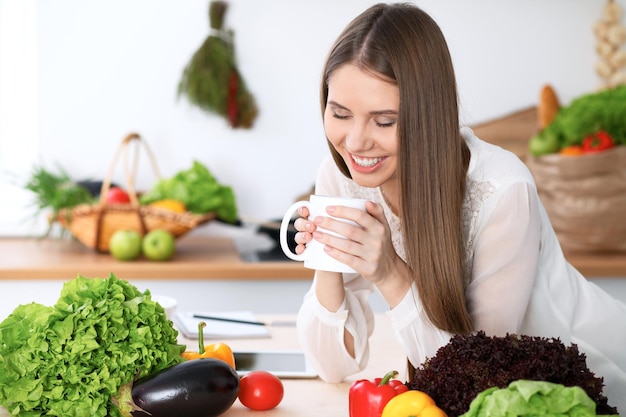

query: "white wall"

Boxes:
[0, 0, 619, 233]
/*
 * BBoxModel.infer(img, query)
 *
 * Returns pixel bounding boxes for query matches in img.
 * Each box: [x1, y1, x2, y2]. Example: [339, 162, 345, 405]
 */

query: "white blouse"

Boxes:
[296, 127, 626, 411]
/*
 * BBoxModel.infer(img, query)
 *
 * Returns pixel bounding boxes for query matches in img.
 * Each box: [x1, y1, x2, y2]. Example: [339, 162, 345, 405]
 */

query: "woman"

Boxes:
[294, 2, 626, 411]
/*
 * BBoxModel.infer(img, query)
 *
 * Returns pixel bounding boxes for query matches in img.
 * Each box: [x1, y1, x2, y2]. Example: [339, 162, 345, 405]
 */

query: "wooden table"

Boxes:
[0, 236, 313, 280]
[0, 314, 407, 417]
[211, 314, 406, 417]
[0, 236, 624, 279]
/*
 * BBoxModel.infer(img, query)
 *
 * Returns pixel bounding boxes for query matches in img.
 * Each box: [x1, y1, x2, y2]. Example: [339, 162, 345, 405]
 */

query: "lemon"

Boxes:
[149, 199, 186, 213]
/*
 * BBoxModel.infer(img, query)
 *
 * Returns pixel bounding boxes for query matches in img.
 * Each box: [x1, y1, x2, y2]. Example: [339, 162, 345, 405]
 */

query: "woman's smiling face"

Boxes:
[324, 64, 400, 190]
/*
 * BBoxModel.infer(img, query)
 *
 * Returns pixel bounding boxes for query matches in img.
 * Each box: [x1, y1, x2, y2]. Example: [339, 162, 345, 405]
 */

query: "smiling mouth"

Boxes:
[351, 155, 383, 167]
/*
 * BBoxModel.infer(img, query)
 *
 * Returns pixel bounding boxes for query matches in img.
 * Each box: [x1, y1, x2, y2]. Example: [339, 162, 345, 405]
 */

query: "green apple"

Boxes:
[529, 130, 560, 157]
[142, 229, 176, 261]
[109, 230, 142, 261]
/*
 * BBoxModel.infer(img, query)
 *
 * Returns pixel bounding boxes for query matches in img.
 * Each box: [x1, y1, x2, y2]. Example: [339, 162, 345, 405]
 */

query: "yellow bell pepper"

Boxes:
[181, 322, 236, 369]
[381, 390, 447, 417]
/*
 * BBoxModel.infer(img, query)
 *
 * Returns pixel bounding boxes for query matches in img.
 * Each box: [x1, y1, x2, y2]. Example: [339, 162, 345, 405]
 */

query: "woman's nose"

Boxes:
[345, 122, 373, 151]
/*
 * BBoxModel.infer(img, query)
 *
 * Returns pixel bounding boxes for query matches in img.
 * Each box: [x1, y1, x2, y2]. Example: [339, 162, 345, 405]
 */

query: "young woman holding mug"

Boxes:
[293, 2, 626, 411]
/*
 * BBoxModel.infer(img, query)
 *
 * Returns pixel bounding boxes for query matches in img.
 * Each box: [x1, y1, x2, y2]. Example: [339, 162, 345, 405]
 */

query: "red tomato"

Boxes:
[106, 187, 131, 204]
[238, 371, 284, 410]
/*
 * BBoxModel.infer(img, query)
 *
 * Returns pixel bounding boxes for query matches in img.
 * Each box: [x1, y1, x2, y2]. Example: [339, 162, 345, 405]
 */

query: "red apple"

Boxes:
[106, 187, 131, 204]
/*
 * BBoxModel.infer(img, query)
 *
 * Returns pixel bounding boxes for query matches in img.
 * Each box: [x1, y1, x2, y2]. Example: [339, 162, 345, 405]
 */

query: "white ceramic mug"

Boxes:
[279, 195, 367, 273]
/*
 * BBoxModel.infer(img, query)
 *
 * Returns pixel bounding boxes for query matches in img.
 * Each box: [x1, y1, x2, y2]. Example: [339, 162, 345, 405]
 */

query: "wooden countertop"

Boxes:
[0, 236, 624, 280]
[0, 236, 314, 280]
[561, 250, 626, 278]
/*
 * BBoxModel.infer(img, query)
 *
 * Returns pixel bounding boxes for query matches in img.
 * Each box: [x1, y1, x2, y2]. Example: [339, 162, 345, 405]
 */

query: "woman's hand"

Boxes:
[324, 201, 400, 284]
[294, 200, 410, 306]
[295, 201, 403, 286]
[293, 206, 313, 255]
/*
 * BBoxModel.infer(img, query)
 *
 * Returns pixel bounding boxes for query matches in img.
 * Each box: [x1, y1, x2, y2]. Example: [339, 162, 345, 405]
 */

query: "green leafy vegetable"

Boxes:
[529, 85, 626, 156]
[0, 274, 185, 417]
[460, 380, 599, 417]
[408, 331, 617, 416]
[23, 165, 95, 233]
[140, 160, 238, 223]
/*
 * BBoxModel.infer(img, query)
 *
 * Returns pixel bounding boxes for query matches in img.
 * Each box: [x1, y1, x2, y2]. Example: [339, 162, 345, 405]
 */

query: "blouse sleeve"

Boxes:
[295, 156, 376, 383]
[385, 284, 453, 368]
[465, 181, 542, 335]
[386, 180, 542, 369]
[296, 274, 375, 382]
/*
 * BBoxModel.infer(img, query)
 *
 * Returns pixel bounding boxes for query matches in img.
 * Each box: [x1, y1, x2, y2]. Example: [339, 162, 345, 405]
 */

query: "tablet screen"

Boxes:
[233, 350, 317, 378]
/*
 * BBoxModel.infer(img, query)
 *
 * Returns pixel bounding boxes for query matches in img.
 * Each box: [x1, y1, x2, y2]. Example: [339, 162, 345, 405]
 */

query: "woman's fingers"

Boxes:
[291, 206, 317, 255]
[297, 206, 310, 219]
[311, 201, 393, 279]
[313, 202, 383, 245]
[293, 201, 390, 274]
[295, 242, 306, 255]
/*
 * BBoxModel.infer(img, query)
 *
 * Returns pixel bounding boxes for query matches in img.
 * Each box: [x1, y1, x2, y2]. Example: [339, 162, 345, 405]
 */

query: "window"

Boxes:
[0, 0, 43, 235]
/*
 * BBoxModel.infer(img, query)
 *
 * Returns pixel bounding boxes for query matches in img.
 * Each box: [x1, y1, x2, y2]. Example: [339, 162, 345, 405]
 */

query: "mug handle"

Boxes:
[279, 201, 309, 261]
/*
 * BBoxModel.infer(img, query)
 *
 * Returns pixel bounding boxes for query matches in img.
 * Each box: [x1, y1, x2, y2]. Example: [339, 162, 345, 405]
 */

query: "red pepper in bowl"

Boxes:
[349, 370, 409, 417]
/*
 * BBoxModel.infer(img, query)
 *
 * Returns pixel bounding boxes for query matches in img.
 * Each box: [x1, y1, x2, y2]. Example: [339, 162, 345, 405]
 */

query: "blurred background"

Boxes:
[0, 0, 618, 235]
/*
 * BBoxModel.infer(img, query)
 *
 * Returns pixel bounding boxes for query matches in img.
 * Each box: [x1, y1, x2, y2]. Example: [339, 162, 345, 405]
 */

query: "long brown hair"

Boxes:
[320, 3, 473, 334]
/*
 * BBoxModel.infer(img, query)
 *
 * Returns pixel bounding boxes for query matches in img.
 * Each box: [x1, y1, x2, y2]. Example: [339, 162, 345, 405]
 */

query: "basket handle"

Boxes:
[98, 132, 162, 207]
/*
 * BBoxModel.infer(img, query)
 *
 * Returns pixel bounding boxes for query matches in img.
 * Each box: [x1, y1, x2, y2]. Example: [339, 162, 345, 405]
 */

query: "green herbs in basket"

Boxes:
[140, 160, 238, 224]
[24, 164, 95, 220]
[22, 164, 95, 237]
[0, 273, 185, 417]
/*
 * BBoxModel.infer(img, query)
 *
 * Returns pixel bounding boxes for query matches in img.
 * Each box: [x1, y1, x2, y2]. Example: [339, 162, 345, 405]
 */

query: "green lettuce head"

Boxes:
[0, 274, 185, 417]
[461, 380, 600, 417]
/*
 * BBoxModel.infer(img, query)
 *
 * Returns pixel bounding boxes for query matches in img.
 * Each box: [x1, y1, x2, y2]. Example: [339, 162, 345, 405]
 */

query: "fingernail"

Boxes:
[313, 231, 323, 239]
[305, 223, 311, 231]
[326, 206, 335, 213]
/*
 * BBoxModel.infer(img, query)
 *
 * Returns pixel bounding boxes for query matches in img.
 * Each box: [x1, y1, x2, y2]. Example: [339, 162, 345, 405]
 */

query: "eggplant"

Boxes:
[130, 358, 240, 417]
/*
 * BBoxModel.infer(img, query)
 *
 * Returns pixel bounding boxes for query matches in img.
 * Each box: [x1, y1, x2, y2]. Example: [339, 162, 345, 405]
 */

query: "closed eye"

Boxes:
[375, 120, 395, 128]
[333, 113, 351, 120]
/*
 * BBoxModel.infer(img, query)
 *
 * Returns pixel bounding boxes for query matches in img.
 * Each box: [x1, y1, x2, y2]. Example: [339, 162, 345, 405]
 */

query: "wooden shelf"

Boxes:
[470, 106, 538, 160]
[562, 250, 626, 278]
[0, 234, 623, 280]
[0, 236, 313, 280]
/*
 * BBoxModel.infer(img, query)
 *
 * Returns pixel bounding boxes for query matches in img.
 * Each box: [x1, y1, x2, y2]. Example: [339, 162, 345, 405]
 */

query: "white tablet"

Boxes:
[233, 350, 318, 379]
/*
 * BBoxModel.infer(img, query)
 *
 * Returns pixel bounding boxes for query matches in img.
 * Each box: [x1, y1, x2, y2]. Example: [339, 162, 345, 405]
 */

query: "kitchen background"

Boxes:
[1, 0, 625, 316]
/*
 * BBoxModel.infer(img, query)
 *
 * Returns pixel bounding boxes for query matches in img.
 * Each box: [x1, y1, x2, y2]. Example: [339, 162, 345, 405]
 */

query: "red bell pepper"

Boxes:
[581, 130, 615, 153]
[349, 370, 409, 417]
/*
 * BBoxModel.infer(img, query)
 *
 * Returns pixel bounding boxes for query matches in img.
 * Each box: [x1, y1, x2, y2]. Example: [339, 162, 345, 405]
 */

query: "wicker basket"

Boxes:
[56, 133, 216, 252]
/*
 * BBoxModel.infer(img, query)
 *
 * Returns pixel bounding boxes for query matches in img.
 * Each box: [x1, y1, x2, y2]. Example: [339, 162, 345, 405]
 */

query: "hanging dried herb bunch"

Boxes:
[178, 1, 258, 128]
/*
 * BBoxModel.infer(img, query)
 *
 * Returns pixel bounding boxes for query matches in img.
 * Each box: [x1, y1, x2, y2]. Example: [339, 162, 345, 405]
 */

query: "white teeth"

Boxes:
[352, 155, 382, 167]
